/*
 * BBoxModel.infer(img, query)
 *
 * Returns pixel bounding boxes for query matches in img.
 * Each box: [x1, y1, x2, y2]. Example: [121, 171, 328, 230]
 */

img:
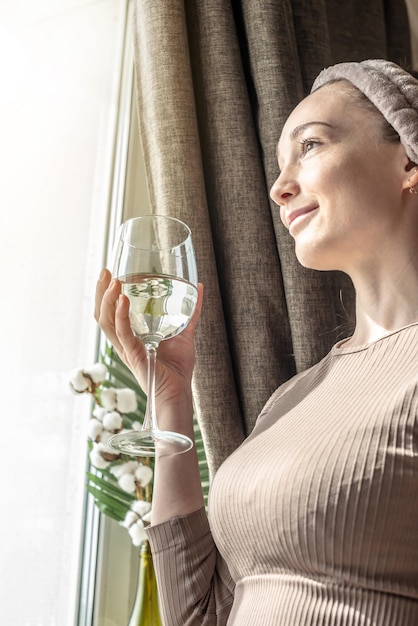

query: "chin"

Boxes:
[294, 243, 317, 269]
[294, 242, 337, 272]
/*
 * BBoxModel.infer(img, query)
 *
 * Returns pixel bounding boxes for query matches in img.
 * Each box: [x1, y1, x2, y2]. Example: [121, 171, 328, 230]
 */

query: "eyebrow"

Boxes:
[276, 121, 335, 160]
[290, 120, 335, 140]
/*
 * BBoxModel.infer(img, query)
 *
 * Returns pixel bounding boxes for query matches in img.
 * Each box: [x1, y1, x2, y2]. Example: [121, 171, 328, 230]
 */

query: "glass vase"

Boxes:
[127, 540, 162, 626]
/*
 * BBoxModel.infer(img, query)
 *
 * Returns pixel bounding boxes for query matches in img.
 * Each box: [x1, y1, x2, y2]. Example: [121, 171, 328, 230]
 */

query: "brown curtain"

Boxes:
[132, 0, 411, 475]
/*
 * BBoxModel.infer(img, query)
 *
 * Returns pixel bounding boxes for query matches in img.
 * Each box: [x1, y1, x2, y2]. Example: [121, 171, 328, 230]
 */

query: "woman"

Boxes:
[95, 60, 418, 625]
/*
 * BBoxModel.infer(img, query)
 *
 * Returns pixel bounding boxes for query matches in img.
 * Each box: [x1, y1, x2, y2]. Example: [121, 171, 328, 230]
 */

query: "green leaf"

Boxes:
[86, 471, 136, 505]
[89, 497, 127, 522]
[86, 485, 130, 521]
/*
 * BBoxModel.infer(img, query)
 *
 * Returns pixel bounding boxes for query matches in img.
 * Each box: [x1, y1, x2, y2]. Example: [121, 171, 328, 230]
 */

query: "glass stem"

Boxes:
[143, 344, 159, 432]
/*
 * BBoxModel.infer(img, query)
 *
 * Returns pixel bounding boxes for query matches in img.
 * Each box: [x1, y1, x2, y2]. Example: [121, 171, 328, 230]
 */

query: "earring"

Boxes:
[408, 167, 418, 194]
[408, 179, 418, 194]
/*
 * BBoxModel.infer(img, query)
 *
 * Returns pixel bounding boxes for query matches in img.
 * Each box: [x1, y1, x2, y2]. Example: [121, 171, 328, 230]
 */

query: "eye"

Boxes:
[299, 138, 321, 155]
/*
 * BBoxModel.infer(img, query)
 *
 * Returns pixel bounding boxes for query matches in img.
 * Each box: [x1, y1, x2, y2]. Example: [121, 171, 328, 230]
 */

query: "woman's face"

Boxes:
[270, 84, 409, 272]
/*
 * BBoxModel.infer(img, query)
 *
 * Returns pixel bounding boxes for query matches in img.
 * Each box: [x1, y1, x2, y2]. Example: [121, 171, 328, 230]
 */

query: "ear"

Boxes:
[405, 162, 418, 195]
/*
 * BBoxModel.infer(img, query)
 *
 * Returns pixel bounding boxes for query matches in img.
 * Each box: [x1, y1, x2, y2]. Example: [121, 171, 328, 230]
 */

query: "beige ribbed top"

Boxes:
[147, 323, 418, 625]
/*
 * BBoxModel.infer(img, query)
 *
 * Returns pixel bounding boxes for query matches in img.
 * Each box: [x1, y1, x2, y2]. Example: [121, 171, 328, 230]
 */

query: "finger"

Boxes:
[114, 294, 140, 351]
[114, 294, 148, 370]
[97, 279, 125, 354]
[94, 268, 112, 322]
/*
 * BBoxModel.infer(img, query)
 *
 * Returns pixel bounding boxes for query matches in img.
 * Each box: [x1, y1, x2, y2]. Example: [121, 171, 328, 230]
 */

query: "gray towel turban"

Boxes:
[311, 59, 418, 165]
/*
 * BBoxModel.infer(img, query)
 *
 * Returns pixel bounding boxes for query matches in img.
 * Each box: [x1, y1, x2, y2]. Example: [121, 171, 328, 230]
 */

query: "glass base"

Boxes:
[108, 429, 193, 457]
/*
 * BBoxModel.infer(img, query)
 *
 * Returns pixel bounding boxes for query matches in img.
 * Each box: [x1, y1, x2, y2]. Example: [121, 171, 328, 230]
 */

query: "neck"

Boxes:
[347, 265, 418, 347]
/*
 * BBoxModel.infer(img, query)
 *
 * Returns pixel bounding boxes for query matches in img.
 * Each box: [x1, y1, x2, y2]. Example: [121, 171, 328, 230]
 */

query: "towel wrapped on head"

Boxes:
[312, 59, 418, 165]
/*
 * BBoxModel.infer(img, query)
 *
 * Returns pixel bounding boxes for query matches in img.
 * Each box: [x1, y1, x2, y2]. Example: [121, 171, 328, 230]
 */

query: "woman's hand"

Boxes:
[94, 269, 203, 412]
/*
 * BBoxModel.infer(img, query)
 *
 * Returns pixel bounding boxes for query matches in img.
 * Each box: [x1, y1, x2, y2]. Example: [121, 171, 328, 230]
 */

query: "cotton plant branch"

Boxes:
[70, 344, 210, 545]
[70, 351, 153, 545]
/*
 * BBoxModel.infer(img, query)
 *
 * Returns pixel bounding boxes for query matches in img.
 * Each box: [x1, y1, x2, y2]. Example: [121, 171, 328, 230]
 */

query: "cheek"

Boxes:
[303, 159, 345, 190]
[312, 159, 374, 214]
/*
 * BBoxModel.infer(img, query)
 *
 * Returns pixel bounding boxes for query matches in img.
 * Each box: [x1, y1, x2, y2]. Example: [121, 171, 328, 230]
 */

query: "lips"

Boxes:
[286, 205, 318, 231]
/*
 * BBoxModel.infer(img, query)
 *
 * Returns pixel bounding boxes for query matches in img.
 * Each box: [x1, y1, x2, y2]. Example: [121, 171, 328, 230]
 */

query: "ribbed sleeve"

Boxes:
[146, 507, 234, 625]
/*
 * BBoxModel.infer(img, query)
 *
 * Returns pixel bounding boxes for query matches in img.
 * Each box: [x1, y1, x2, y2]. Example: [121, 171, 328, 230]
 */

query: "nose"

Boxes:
[270, 171, 299, 207]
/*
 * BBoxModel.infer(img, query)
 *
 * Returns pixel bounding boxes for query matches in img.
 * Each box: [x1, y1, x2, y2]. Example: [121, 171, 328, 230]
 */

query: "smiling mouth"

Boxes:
[287, 206, 318, 231]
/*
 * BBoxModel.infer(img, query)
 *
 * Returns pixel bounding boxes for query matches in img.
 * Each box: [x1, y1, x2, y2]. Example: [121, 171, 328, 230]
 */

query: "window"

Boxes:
[1, 1, 149, 624]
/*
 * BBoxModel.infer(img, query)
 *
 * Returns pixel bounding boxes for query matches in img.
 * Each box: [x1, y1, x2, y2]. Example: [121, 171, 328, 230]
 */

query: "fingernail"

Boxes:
[99, 269, 106, 281]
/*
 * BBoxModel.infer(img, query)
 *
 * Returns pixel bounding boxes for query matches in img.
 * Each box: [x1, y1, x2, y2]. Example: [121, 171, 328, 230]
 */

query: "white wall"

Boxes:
[0, 1, 128, 624]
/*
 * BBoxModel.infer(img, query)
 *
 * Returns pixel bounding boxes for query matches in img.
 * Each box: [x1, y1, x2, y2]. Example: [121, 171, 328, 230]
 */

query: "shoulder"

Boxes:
[256, 354, 332, 423]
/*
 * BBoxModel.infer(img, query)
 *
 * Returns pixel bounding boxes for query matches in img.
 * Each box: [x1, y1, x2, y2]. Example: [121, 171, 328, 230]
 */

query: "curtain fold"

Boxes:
[133, 0, 411, 475]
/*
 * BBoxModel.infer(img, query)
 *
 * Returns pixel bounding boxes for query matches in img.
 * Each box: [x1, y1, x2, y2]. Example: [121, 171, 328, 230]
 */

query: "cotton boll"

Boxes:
[99, 431, 117, 453]
[103, 411, 123, 431]
[100, 388, 117, 410]
[128, 520, 147, 546]
[99, 430, 111, 443]
[87, 418, 103, 440]
[121, 460, 140, 474]
[109, 464, 126, 479]
[118, 473, 136, 494]
[115, 388, 137, 413]
[92, 406, 107, 422]
[97, 441, 120, 461]
[89, 443, 111, 469]
[131, 500, 152, 518]
[87, 363, 108, 384]
[109, 465, 123, 479]
[69, 369, 90, 392]
[134, 464, 153, 487]
[121, 510, 139, 528]
[132, 421, 142, 431]
[110, 460, 139, 479]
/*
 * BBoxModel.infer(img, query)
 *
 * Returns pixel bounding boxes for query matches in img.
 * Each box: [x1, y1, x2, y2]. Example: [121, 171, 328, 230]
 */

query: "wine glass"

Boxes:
[108, 215, 198, 457]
